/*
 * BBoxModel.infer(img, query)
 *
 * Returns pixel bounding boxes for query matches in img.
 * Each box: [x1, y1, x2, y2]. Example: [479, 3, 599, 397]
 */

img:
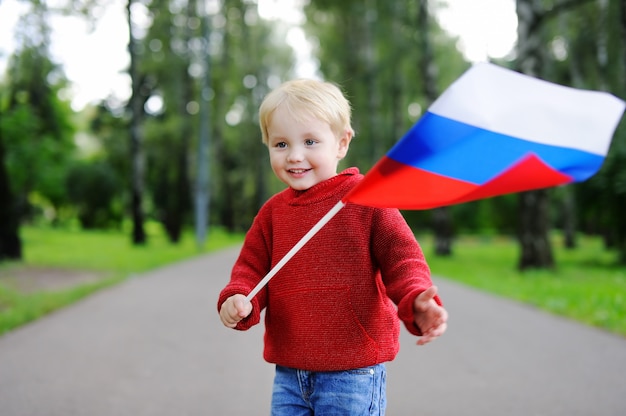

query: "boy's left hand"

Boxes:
[413, 286, 448, 346]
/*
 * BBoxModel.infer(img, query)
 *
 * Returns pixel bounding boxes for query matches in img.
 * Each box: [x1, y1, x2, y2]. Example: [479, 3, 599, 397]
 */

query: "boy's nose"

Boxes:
[287, 148, 304, 162]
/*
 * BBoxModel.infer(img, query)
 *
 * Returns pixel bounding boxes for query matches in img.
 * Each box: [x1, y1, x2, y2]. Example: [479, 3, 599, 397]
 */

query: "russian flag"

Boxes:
[344, 63, 625, 209]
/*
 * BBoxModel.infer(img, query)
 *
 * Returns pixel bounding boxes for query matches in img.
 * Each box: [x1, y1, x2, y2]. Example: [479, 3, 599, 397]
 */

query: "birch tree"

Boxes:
[418, 0, 453, 256]
[515, 0, 597, 269]
[127, 0, 147, 244]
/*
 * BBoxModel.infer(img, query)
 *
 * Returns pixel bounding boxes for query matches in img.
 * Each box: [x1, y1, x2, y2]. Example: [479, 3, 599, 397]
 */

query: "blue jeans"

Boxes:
[270, 364, 387, 415]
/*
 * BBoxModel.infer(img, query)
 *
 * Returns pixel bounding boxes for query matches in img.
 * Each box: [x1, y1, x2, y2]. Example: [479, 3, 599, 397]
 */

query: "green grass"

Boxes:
[2, 227, 625, 339]
[19, 223, 244, 273]
[0, 276, 122, 335]
[420, 234, 626, 337]
[0, 225, 244, 335]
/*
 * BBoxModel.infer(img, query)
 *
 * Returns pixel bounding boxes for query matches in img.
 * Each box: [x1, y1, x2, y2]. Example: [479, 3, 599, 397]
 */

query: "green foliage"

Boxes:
[207, 1, 294, 230]
[1, 0, 625, 266]
[535, 0, 626, 262]
[304, 0, 468, 167]
[131, 0, 296, 236]
[65, 160, 123, 229]
[403, 194, 519, 236]
[1, 25, 76, 222]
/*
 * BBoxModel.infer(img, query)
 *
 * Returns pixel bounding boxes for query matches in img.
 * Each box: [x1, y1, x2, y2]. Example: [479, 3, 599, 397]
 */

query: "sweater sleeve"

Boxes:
[370, 207, 442, 336]
[217, 208, 272, 331]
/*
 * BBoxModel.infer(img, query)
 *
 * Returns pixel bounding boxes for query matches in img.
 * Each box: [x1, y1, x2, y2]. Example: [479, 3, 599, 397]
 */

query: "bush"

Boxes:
[65, 160, 123, 229]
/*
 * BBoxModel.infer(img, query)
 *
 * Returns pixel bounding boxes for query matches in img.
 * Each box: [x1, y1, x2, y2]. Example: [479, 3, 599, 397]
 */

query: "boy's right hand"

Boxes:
[219, 294, 253, 328]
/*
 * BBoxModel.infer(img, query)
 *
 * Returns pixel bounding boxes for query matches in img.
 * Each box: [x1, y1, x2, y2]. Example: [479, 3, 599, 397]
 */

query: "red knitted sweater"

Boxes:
[217, 168, 438, 371]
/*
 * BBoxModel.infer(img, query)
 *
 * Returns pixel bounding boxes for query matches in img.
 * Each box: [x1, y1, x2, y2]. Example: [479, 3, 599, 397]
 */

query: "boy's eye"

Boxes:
[275, 142, 287, 148]
[305, 139, 316, 146]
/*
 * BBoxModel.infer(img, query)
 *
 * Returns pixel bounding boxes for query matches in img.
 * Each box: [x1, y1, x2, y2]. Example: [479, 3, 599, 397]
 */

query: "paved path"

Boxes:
[1, 247, 625, 415]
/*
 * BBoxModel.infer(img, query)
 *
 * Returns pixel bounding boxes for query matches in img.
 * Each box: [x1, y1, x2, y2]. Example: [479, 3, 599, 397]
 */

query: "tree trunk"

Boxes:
[240, 0, 268, 217]
[432, 206, 453, 255]
[363, 0, 381, 164]
[559, 9, 583, 250]
[561, 187, 577, 249]
[165, 0, 195, 244]
[389, 0, 403, 151]
[195, 0, 212, 247]
[0, 130, 22, 261]
[518, 189, 554, 269]
[419, 0, 453, 256]
[213, 0, 234, 231]
[618, 0, 626, 263]
[515, 0, 553, 269]
[127, 0, 146, 245]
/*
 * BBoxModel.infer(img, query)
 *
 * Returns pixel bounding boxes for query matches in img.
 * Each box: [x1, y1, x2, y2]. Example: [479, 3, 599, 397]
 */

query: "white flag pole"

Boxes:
[245, 200, 346, 302]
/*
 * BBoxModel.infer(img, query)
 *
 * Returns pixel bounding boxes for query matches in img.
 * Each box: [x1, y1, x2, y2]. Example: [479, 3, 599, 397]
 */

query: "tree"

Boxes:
[515, 0, 554, 270]
[418, 0, 453, 256]
[141, 0, 196, 243]
[127, 0, 147, 245]
[208, 0, 293, 231]
[0, 112, 21, 260]
[129, 0, 295, 236]
[303, 0, 465, 167]
[617, 0, 626, 263]
[66, 160, 122, 229]
[195, 0, 212, 248]
[0, 0, 75, 260]
[514, 0, 599, 270]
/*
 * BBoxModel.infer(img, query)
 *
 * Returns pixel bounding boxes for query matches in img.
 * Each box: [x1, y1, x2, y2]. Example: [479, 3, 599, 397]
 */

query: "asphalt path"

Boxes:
[1, 246, 625, 415]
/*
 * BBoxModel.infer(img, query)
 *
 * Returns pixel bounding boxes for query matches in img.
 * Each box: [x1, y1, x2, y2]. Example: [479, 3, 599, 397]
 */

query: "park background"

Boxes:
[0, 0, 625, 338]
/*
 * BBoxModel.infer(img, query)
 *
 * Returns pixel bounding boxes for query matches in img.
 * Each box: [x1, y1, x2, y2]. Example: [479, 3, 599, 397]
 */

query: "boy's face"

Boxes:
[267, 105, 351, 191]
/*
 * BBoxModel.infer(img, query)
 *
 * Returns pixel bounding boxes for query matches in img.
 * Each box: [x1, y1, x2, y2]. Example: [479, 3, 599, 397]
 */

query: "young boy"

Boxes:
[218, 79, 448, 415]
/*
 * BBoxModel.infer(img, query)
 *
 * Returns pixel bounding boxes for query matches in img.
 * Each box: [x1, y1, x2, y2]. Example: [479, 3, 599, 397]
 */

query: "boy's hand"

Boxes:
[220, 294, 253, 328]
[413, 286, 448, 346]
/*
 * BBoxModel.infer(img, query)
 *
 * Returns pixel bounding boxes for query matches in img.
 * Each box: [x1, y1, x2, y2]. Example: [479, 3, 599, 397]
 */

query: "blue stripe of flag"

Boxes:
[387, 112, 606, 185]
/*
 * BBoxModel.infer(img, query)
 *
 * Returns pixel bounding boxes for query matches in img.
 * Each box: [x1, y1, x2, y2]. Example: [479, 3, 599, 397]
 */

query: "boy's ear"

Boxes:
[337, 129, 353, 159]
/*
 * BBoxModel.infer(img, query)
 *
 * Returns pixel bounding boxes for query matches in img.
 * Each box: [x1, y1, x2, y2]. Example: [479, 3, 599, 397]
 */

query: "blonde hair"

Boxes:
[258, 79, 354, 145]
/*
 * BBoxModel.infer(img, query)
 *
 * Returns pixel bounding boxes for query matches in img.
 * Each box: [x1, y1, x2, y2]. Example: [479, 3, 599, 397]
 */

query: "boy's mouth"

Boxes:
[288, 168, 310, 174]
